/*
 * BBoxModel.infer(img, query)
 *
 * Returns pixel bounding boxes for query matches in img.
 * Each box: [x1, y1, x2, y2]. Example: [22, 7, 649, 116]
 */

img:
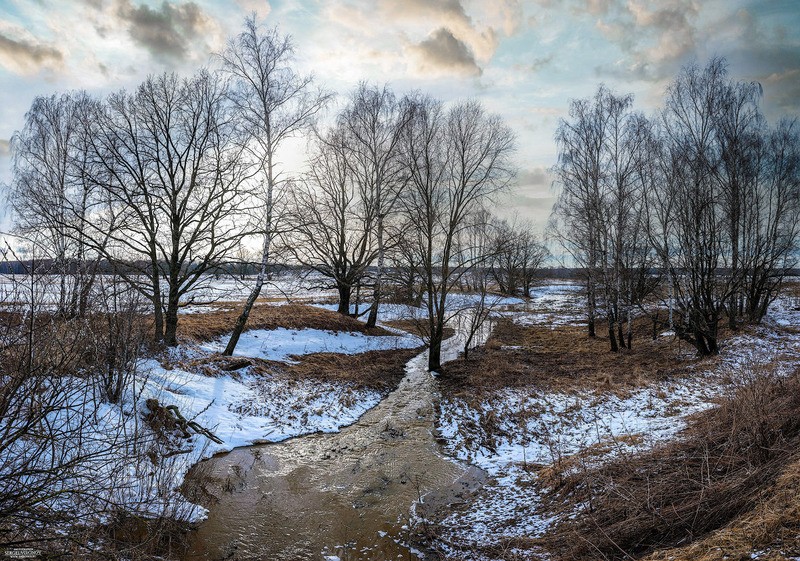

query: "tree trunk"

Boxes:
[224, 174, 273, 356]
[428, 327, 443, 371]
[694, 331, 711, 356]
[224, 275, 264, 356]
[152, 288, 164, 343]
[587, 273, 597, 337]
[164, 285, 180, 347]
[336, 282, 351, 315]
[608, 318, 619, 352]
[225, 232, 270, 355]
[366, 215, 384, 328]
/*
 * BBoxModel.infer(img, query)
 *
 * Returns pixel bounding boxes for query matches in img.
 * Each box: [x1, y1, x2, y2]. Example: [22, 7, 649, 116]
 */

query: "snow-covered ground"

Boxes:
[506, 281, 586, 328]
[131, 358, 390, 521]
[432, 285, 800, 559]
[136, 322, 426, 521]
[200, 327, 421, 362]
[5, 305, 426, 530]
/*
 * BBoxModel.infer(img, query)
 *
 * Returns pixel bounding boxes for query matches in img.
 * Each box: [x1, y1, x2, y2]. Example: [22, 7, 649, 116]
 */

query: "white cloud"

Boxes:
[0, 23, 63, 76]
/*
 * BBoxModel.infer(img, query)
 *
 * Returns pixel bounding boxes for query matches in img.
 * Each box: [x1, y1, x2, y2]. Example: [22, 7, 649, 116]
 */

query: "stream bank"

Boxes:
[182, 329, 487, 561]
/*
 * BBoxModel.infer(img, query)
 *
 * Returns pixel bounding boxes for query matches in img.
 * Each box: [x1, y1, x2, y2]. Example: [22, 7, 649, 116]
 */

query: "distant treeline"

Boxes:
[0, 259, 297, 277]
[2, 261, 797, 280]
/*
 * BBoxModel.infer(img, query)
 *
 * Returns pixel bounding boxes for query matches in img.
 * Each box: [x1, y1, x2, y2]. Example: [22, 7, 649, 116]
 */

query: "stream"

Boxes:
[182, 326, 487, 561]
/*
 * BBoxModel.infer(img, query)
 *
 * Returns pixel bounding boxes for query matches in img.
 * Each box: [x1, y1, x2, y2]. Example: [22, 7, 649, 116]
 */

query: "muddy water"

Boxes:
[183, 335, 485, 561]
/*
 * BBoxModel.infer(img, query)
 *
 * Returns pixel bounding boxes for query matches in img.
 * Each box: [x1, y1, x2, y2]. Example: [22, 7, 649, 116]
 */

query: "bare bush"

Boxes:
[0, 255, 197, 557]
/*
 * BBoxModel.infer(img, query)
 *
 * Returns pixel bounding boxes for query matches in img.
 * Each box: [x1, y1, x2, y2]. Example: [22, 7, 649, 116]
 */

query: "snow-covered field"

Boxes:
[431, 284, 800, 559]
[0, 271, 339, 311]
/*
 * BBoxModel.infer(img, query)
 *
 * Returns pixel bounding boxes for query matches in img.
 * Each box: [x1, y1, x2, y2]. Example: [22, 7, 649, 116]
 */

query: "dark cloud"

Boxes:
[714, 8, 800, 117]
[409, 27, 482, 77]
[761, 68, 800, 117]
[115, 0, 215, 62]
[0, 31, 63, 75]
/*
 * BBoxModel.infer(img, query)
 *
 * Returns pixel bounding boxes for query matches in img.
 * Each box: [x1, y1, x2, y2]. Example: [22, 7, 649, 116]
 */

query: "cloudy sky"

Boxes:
[1, 0, 799, 230]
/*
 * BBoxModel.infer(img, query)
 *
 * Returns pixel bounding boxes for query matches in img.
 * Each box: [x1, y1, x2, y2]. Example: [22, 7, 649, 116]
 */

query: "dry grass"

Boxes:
[171, 345, 422, 394]
[641, 458, 800, 561]
[177, 303, 391, 343]
[782, 279, 800, 299]
[438, 316, 704, 398]
[383, 318, 455, 340]
[285, 348, 420, 391]
[537, 366, 800, 561]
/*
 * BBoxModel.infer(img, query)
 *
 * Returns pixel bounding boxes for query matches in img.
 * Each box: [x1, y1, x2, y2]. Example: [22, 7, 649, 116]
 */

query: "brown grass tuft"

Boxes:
[172, 346, 422, 394]
[177, 303, 392, 343]
[286, 348, 421, 392]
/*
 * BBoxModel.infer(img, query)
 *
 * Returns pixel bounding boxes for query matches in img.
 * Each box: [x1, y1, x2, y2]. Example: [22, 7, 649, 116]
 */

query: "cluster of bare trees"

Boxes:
[488, 216, 548, 298]
[552, 58, 800, 355]
[6, 16, 528, 366]
[10, 73, 259, 346]
[0, 16, 530, 548]
[284, 92, 519, 369]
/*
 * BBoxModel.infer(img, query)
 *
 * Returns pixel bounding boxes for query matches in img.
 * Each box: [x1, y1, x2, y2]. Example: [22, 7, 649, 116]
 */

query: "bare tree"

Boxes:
[550, 90, 607, 338]
[384, 216, 425, 306]
[337, 83, 412, 327]
[86, 71, 253, 346]
[489, 216, 548, 297]
[712, 73, 764, 327]
[552, 86, 656, 351]
[738, 117, 800, 321]
[8, 92, 106, 318]
[400, 96, 515, 371]
[283, 125, 378, 314]
[650, 59, 737, 355]
[219, 16, 330, 355]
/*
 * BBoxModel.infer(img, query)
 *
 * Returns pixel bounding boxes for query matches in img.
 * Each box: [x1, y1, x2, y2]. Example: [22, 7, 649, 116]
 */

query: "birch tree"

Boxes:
[218, 16, 330, 355]
[9, 92, 105, 317]
[337, 83, 411, 327]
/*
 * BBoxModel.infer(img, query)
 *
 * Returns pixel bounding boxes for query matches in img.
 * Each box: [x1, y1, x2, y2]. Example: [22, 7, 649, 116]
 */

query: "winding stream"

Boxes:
[182, 328, 486, 561]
